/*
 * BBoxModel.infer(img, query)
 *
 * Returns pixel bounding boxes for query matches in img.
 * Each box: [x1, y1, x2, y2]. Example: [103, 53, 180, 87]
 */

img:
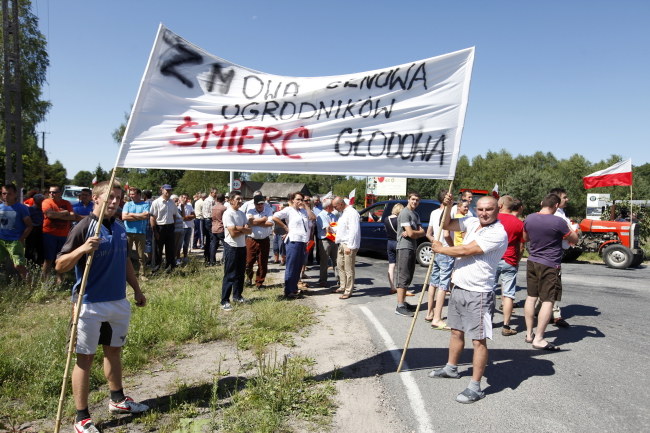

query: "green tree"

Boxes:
[72, 170, 94, 187]
[333, 177, 365, 207]
[115, 167, 185, 193]
[0, 0, 51, 187]
[44, 160, 67, 188]
[92, 164, 108, 183]
[250, 172, 279, 183]
[177, 170, 229, 195]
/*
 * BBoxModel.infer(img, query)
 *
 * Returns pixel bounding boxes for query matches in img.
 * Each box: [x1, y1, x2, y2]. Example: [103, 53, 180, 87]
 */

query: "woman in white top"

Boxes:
[272, 192, 316, 298]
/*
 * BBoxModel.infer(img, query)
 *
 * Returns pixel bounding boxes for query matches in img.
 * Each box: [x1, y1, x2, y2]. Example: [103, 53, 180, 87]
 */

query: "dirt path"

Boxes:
[25, 278, 401, 433]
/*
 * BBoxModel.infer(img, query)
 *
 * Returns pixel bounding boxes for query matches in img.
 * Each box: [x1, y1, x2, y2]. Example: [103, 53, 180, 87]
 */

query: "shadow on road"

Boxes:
[312, 347, 565, 395]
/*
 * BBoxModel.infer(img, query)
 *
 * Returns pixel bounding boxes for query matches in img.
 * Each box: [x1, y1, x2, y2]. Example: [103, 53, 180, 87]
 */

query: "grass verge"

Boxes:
[0, 259, 334, 431]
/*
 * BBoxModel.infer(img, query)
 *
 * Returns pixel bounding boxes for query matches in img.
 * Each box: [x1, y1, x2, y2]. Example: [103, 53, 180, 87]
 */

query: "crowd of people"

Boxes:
[0, 180, 581, 429]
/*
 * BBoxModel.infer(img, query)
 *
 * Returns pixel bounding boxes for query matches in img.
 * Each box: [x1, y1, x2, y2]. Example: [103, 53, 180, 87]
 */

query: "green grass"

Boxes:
[0, 259, 332, 431]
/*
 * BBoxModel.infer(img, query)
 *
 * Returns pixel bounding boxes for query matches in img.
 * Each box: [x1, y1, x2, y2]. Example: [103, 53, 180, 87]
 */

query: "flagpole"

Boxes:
[630, 183, 633, 222]
[397, 180, 453, 373]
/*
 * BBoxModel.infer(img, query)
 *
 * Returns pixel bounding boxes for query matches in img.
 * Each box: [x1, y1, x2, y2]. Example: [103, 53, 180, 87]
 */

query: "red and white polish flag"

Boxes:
[582, 159, 632, 189]
[348, 188, 356, 206]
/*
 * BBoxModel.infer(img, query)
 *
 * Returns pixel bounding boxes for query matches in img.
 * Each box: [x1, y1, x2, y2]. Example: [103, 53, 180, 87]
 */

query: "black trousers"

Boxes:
[155, 224, 176, 269]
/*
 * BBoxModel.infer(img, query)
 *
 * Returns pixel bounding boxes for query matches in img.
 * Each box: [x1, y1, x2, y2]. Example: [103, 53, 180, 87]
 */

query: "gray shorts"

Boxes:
[447, 287, 495, 340]
[395, 248, 416, 289]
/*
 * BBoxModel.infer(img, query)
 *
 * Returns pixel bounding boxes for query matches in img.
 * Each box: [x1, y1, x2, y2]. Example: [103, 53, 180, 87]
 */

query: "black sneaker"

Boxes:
[395, 305, 414, 317]
[404, 301, 417, 312]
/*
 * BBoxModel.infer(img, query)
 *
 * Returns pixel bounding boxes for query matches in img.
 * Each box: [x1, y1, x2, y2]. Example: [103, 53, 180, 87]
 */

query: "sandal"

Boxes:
[525, 333, 535, 344]
[532, 342, 561, 351]
[432, 322, 451, 331]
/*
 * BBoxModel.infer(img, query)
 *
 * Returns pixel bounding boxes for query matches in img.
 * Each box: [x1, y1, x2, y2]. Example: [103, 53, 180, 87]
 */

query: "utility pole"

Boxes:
[2, 0, 23, 191]
[41, 131, 45, 190]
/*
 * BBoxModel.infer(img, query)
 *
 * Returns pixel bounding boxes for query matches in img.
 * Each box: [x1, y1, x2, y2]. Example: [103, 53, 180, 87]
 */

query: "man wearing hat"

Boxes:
[245, 194, 274, 288]
[149, 184, 179, 272]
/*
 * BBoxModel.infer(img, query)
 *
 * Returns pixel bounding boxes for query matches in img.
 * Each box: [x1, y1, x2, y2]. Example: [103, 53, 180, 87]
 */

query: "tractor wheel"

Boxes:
[416, 242, 432, 267]
[602, 244, 633, 269]
[631, 252, 645, 268]
[562, 246, 583, 263]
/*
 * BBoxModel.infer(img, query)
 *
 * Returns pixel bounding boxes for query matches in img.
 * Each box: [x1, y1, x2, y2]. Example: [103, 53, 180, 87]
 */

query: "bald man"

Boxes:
[429, 194, 508, 404]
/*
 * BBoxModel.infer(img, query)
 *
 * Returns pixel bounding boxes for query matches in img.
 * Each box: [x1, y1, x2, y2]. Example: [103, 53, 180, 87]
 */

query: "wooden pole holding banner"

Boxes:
[53, 168, 120, 433]
[397, 180, 454, 373]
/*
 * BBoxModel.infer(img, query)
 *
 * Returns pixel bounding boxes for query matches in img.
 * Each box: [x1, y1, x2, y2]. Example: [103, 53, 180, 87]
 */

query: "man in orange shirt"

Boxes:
[42, 185, 76, 284]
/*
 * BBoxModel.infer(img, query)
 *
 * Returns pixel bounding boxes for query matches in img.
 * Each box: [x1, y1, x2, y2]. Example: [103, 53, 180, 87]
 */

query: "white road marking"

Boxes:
[360, 306, 435, 433]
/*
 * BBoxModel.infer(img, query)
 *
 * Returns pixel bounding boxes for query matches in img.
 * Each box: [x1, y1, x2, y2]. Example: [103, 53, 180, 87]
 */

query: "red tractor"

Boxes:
[570, 219, 645, 269]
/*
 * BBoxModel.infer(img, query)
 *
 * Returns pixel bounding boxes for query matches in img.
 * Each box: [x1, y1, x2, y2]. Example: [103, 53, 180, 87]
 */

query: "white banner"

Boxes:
[367, 177, 408, 196]
[117, 25, 475, 179]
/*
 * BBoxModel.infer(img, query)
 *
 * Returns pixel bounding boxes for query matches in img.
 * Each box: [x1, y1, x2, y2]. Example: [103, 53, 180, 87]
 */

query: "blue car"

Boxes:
[358, 199, 441, 266]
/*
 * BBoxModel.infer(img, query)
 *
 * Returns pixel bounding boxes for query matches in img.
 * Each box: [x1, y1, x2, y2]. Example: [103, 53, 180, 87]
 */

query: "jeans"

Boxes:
[273, 233, 286, 256]
[284, 241, 305, 296]
[209, 231, 224, 264]
[193, 219, 203, 248]
[181, 227, 192, 257]
[495, 259, 518, 299]
[203, 219, 213, 263]
[221, 243, 246, 304]
[429, 253, 455, 291]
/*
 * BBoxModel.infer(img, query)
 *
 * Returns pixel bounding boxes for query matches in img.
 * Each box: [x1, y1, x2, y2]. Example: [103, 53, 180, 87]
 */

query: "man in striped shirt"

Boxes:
[428, 194, 508, 404]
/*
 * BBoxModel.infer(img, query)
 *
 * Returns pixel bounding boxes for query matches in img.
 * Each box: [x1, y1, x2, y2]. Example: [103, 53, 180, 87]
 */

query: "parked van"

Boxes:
[62, 185, 86, 205]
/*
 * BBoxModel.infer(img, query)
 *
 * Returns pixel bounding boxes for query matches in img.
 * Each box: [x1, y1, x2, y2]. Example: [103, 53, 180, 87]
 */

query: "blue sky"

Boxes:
[33, 0, 650, 178]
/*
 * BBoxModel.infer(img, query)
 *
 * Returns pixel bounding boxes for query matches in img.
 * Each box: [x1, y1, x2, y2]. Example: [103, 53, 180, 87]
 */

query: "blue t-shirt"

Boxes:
[524, 212, 570, 268]
[0, 202, 30, 241]
[73, 201, 94, 217]
[123, 200, 150, 234]
[58, 214, 128, 303]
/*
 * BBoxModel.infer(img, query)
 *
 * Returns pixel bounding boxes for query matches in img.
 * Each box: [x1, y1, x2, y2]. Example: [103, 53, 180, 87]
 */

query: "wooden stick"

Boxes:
[397, 180, 454, 373]
[54, 169, 119, 433]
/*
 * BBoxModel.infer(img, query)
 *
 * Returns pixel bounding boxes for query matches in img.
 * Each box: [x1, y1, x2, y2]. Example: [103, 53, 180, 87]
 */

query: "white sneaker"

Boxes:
[74, 418, 100, 433]
[108, 396, 149, 414]
[221, 302, 232, 311]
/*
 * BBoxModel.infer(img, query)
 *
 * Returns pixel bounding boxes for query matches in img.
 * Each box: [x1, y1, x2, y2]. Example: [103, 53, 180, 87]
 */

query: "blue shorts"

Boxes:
[43, 233, 68, 261]
[386, 240, 397, 264]
[429, 253, 454, 291]
[494, 259, 518, 299]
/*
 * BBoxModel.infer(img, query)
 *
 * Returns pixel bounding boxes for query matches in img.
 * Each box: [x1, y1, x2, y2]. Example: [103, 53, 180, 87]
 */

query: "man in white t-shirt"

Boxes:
[220, 191, 251, 311]
[428, 194, 507, 404]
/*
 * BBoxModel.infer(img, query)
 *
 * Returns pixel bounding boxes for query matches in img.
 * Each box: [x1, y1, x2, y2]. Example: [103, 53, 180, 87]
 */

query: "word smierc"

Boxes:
[169, 116, 307, 159]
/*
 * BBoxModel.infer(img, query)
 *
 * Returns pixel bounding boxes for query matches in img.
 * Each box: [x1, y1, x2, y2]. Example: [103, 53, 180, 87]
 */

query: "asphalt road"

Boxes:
[322, 254, 650, 433]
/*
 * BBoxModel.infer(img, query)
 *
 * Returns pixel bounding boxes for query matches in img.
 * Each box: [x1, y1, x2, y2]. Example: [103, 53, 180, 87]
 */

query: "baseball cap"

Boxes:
[162, 184, 172, 190]
[253, 195, 265, 204]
